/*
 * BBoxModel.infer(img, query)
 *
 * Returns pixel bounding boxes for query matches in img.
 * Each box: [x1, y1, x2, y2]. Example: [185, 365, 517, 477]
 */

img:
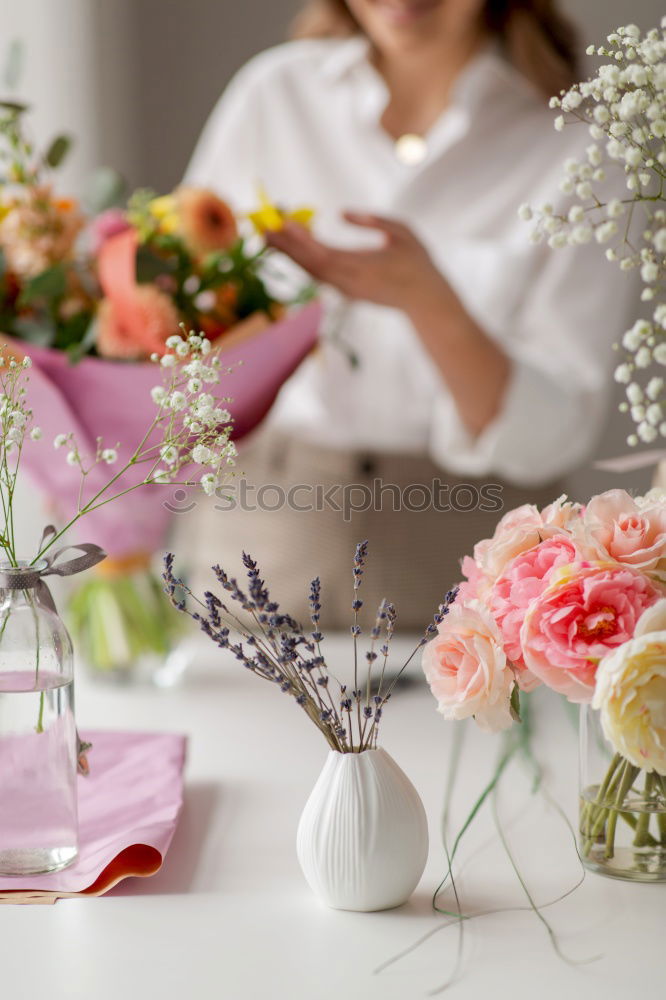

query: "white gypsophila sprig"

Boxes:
[0, 356, 44, 563]
[521, 21, 666, 445]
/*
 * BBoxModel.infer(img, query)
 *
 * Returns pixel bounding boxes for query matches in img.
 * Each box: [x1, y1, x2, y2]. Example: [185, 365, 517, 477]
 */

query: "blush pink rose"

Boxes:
[520, 562, 661, 703]
[578, 489, 666, 577]
[456, 554, 484, 603]
[473, 496, 583, 586]
[422, 599, 515, 732]
[489, 535, 580, 688]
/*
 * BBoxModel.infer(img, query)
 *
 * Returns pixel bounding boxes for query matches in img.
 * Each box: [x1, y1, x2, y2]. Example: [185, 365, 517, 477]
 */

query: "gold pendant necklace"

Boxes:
[394, 133, 428, 165]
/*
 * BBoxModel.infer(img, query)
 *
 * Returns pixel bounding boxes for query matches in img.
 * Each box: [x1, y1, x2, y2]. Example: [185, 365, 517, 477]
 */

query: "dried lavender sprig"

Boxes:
[164, 554, 347, 751]
[364, 587, 459, 750]
[352, 539, 369, 741]
[164, 547, 459, 755]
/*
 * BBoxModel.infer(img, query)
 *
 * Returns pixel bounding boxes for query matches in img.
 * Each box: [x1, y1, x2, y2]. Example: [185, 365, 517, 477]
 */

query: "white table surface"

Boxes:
[1, 634, 663, 1000]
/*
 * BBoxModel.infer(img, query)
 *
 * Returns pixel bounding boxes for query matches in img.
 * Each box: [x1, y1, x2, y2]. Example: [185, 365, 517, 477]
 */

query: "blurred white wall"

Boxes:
[2, 0, 664, 555]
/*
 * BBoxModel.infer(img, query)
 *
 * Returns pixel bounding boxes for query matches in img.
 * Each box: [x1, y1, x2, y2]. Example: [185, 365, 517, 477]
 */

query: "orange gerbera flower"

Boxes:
[176, 187, 238, 257]
[96, 286, 180, 360]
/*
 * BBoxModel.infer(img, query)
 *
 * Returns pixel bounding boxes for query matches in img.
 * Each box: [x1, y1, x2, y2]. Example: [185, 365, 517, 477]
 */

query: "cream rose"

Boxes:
[593, 621, 666, 775]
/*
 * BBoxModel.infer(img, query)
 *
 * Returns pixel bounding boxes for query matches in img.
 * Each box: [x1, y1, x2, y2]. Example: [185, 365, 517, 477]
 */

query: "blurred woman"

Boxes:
[184, 0, 635, 626]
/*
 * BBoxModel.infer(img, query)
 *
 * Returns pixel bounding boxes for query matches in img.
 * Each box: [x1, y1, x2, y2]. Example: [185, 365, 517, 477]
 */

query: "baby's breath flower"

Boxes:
[29, 427, 42, 441]
[53, 433, 68, 449]
[101, 448, 118, 464]
[200, 473, 217, 496]
[168, 391, 187, 411]
[66, 450, 78, 466]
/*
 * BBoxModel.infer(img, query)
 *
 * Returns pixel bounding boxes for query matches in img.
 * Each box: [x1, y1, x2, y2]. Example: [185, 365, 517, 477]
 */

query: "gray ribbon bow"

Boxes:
[0, 525, 106, 613]
[0, 525, 106, 776]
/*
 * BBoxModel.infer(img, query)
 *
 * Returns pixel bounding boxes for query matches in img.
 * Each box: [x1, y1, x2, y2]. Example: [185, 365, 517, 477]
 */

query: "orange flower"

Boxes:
[176, 187, 237, 257]
[96, 286, 180, 360]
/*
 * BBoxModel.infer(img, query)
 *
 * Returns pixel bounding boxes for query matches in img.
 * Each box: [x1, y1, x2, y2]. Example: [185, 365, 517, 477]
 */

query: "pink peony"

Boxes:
[422, 600, 515, 732]
[489, 535, 580, 687]
[520, 562, 661, 702]
[577, 489, 666, 577]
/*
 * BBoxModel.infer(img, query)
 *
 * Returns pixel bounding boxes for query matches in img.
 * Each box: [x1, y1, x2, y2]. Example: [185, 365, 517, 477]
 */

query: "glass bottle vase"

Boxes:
[579, 704, 666, 882]
[0, 562, 78, 876]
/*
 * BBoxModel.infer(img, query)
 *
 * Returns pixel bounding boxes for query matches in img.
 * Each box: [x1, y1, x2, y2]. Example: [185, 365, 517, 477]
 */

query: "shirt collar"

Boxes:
[319, 35, 536, 118]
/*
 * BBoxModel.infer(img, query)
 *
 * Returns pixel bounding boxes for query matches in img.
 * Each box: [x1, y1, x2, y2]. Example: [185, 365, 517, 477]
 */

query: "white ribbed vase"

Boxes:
[296, 747, 429, 911]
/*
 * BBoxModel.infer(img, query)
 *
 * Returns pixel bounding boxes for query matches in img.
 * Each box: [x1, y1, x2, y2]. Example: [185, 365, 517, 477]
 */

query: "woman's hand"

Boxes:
[266, 212, 442, 312]
[268, 210, 510, 436]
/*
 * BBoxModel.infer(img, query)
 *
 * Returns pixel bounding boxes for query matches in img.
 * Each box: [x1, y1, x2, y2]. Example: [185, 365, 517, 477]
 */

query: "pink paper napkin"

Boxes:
[0, 730, 187, 903]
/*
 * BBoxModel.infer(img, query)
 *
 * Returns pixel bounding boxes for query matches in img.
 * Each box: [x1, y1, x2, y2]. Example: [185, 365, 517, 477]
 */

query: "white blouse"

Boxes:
[186, 36, 636, 486]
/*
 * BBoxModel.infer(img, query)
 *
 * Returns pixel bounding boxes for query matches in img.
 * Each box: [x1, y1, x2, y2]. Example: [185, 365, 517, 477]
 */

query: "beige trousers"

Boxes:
[181, 431, 561, 630]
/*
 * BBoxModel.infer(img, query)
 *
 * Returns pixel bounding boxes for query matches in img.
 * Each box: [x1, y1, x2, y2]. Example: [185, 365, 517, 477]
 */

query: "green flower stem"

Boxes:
[581, 752, 623, 839]
[605, 761, 640, 859]
[633, 773, 654, 848]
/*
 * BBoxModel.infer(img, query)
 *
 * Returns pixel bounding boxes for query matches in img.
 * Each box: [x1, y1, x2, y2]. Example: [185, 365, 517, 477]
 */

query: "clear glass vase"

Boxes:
[579, 704, 666, 882]
[0, 562, 78, 876]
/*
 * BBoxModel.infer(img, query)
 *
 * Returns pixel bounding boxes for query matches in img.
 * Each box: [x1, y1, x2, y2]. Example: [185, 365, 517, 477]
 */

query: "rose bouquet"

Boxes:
[0, 100, 321, 679]
[422, 488, 666, 880]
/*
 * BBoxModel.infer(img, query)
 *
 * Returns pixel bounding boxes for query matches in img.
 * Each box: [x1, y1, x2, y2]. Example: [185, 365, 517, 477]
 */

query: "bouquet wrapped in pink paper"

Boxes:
[422, 488, 666, 880]
[0, 99, 321, 679]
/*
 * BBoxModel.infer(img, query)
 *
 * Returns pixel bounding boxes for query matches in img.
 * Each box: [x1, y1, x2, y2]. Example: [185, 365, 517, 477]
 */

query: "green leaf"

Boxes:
[63, 315, 98, 363]
[0, 98, 28, 115]
[509, 684, 521, 724]
[45, 134, 72, 169]
[18, 264, 67, 305]
[0, 248, 6, 281]
[3, 40, 23, 91]
[84, 166, 128, 213]
[135, 243, 176, 283]
[11, 315, 55, 346]
[54, 308, 95, 353]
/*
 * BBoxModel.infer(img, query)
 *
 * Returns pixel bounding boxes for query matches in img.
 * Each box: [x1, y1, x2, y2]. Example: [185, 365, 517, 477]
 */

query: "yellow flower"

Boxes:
[248, 185, 314, 235]
[148, 194, 180, 235]
[593, 606, 666, 775]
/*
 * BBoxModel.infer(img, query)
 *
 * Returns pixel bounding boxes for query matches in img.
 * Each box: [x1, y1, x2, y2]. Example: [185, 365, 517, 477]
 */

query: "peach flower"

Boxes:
[96, 286, 180, 360]
[422, 599, 515, 732]
[489, 534, 580, 688]
[0, 185, 83, 278]
[577, 489, 666, 578]
[176, 187, 237, 257]
[520, 562, 661, 703]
